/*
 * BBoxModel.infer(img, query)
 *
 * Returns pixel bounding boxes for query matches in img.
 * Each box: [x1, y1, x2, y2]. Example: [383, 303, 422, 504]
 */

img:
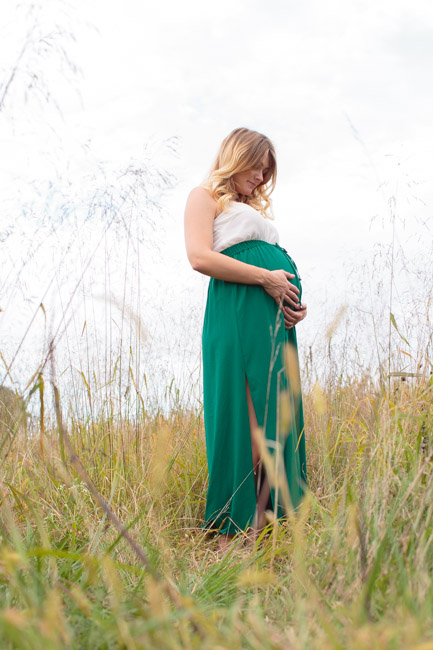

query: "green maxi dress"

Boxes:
[202, 239, 308, 535]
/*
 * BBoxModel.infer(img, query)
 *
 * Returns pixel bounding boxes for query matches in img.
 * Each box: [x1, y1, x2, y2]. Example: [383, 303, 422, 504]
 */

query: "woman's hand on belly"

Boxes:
[262, 269, 300, 308]
[283, 302, 307, 329]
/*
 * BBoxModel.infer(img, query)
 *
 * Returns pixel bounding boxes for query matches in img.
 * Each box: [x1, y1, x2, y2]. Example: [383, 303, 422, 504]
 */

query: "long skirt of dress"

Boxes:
[202, 239, 308, 535]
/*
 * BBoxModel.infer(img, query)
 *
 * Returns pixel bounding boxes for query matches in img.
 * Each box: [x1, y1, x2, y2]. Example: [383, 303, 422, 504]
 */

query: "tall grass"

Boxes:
[1, 355, 432, 648]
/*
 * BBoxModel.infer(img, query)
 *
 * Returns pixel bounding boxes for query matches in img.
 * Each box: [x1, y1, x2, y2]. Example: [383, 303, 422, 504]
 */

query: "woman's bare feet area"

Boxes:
[216, 528, 268, 554]
[217, 533, 236, 552]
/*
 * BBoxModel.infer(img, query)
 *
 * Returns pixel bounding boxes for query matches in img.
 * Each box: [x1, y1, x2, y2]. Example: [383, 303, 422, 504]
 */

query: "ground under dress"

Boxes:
[202, 201, 308, 535]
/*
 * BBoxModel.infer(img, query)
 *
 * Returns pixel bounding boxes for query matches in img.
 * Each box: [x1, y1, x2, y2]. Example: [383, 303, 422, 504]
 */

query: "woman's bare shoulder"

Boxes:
[187, 185, 216, 202]
[186, 186, 218, 216]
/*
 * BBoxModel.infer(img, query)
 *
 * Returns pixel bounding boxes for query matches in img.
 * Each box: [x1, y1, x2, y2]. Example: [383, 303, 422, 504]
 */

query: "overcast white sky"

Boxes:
[4, 0, 432, 250]
[1, 0, 432, 396]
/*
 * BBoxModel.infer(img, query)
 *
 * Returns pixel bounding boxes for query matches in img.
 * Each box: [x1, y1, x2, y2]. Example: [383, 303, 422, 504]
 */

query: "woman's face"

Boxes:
[232, 150, 271, 197]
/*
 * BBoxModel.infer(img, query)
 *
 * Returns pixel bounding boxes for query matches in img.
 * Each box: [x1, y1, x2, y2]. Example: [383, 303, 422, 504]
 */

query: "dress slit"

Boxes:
[246, 373, 274, 530]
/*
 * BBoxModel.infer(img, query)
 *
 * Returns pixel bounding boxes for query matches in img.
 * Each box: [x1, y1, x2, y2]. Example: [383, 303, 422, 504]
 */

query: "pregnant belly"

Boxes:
[220, 239, 303, 306]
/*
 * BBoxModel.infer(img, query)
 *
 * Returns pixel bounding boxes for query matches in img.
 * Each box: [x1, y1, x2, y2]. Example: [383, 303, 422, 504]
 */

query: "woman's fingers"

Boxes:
[284, 284, 301, 307]
[282, 306, 297, 328]
[299, 303, 307, 320]
[284, 273, 299, 291]
[263, 270, 301, 307]
[284, 274, 300, 306]
[283, 304, 307, 329]
[284, 292, 301, 308]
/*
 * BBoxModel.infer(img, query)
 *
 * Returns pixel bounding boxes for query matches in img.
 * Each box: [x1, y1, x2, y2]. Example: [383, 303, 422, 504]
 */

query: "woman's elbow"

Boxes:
[188, 254, 203, 272]
[188, 252, 211, 273]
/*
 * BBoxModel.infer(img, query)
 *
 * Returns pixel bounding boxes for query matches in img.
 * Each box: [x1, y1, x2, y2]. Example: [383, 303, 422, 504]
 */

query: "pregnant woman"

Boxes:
[184, 127, 308, 550]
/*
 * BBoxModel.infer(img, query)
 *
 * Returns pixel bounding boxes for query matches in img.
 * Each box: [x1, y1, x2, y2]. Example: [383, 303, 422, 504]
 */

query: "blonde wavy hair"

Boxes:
[202, 127, 277, 218]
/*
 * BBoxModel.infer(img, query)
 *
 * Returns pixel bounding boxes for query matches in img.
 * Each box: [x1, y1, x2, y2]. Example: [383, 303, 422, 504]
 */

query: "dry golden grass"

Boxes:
[0, 370, 432, 648]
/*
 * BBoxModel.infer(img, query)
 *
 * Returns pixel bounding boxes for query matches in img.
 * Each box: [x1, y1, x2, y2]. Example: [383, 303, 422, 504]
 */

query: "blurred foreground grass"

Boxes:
[1, 374, 433, 649]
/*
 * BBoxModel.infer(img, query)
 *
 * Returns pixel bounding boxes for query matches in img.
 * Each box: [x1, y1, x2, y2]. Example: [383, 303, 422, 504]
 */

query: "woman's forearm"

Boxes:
[189, 249, 300, 307]
[190, 249, 270, 286]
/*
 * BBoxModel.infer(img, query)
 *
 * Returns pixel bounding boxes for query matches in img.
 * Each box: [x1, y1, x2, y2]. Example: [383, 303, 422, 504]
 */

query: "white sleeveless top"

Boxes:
[212, 201, 279, 253]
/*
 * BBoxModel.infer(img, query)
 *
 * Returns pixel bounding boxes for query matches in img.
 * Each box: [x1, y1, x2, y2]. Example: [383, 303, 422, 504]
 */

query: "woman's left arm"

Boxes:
[283, 303, 307, 329]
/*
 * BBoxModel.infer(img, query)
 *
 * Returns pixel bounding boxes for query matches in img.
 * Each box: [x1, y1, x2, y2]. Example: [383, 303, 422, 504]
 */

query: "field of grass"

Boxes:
[1, 370, 432, 649]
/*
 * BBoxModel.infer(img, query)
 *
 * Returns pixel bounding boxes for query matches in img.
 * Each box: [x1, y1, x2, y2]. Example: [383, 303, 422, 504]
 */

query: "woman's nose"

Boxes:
[254, 169, 263, 182]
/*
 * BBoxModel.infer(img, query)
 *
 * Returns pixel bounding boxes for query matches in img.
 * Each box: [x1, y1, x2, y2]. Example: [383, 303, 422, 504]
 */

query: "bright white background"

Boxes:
[1, 0, 432, 406]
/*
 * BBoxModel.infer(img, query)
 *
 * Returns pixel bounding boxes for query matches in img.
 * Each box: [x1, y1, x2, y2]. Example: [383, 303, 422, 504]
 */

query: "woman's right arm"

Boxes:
[184, 187, 300, 308]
